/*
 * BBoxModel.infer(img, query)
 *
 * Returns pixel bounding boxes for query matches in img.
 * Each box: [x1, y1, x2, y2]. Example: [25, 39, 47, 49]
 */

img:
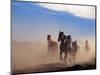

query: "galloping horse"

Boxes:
[58, 31, 72, 63]
[47, 34, 58, 56]
[71, 41, 79, 61]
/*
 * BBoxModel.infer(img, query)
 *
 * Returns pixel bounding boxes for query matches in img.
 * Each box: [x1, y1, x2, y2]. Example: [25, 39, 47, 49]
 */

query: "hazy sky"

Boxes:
[12, 1, 96, 42]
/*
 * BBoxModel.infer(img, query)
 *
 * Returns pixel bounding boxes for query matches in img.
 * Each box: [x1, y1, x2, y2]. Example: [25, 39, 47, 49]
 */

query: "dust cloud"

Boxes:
[12, 39, 95, 72]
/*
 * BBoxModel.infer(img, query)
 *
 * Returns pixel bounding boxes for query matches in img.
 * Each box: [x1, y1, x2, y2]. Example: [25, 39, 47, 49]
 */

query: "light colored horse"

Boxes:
[47, 34, 58, 56]
[85, 40, 90, 51]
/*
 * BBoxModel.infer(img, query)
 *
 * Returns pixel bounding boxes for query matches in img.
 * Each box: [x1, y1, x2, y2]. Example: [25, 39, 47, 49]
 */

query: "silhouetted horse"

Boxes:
[58, 31, 72, 63]
[47, 34, 58, 56]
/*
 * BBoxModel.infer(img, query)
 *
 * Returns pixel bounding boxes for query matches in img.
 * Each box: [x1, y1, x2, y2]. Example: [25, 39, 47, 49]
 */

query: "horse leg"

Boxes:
[64, 52, 68, 64]
[69, 50, 72, 62]
[48, 48, 50, 56]
[70, 50, 74, 63]
[60, 51, 63, 61]
[72, 52, 76, 62]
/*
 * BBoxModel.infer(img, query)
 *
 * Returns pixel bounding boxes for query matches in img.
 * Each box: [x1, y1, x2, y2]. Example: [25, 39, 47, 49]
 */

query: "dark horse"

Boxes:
[58, 31, 72, 63]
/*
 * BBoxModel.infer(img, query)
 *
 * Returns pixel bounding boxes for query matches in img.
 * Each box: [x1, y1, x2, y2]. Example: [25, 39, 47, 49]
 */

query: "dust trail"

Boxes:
[12, 39, 95, 72]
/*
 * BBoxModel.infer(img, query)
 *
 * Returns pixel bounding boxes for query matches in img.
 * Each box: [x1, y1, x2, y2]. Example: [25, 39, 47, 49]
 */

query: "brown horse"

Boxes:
[47, 34, 58, 56]
[71, 41, 79, 61]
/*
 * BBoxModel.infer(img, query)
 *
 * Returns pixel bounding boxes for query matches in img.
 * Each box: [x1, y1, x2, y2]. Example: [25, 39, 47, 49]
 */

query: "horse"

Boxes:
[85, 40, 90, 51]
[58, 31, 72, 63]
[47, 34, 58, 56]
[71, 41, 79, 61]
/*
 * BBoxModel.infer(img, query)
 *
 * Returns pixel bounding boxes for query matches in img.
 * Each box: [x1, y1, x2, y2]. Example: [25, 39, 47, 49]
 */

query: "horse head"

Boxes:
[58, 31, 64, 42]
[47, 34, 51, 41]
[72, 41, 77, 47]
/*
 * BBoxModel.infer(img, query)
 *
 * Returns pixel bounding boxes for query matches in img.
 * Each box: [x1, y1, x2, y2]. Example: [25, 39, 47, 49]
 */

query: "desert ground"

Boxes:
[12, 39, 96, 74]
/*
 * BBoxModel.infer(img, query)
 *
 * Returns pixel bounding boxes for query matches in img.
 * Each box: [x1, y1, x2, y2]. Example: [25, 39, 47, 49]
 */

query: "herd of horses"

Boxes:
[47, 31, 90, 64]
